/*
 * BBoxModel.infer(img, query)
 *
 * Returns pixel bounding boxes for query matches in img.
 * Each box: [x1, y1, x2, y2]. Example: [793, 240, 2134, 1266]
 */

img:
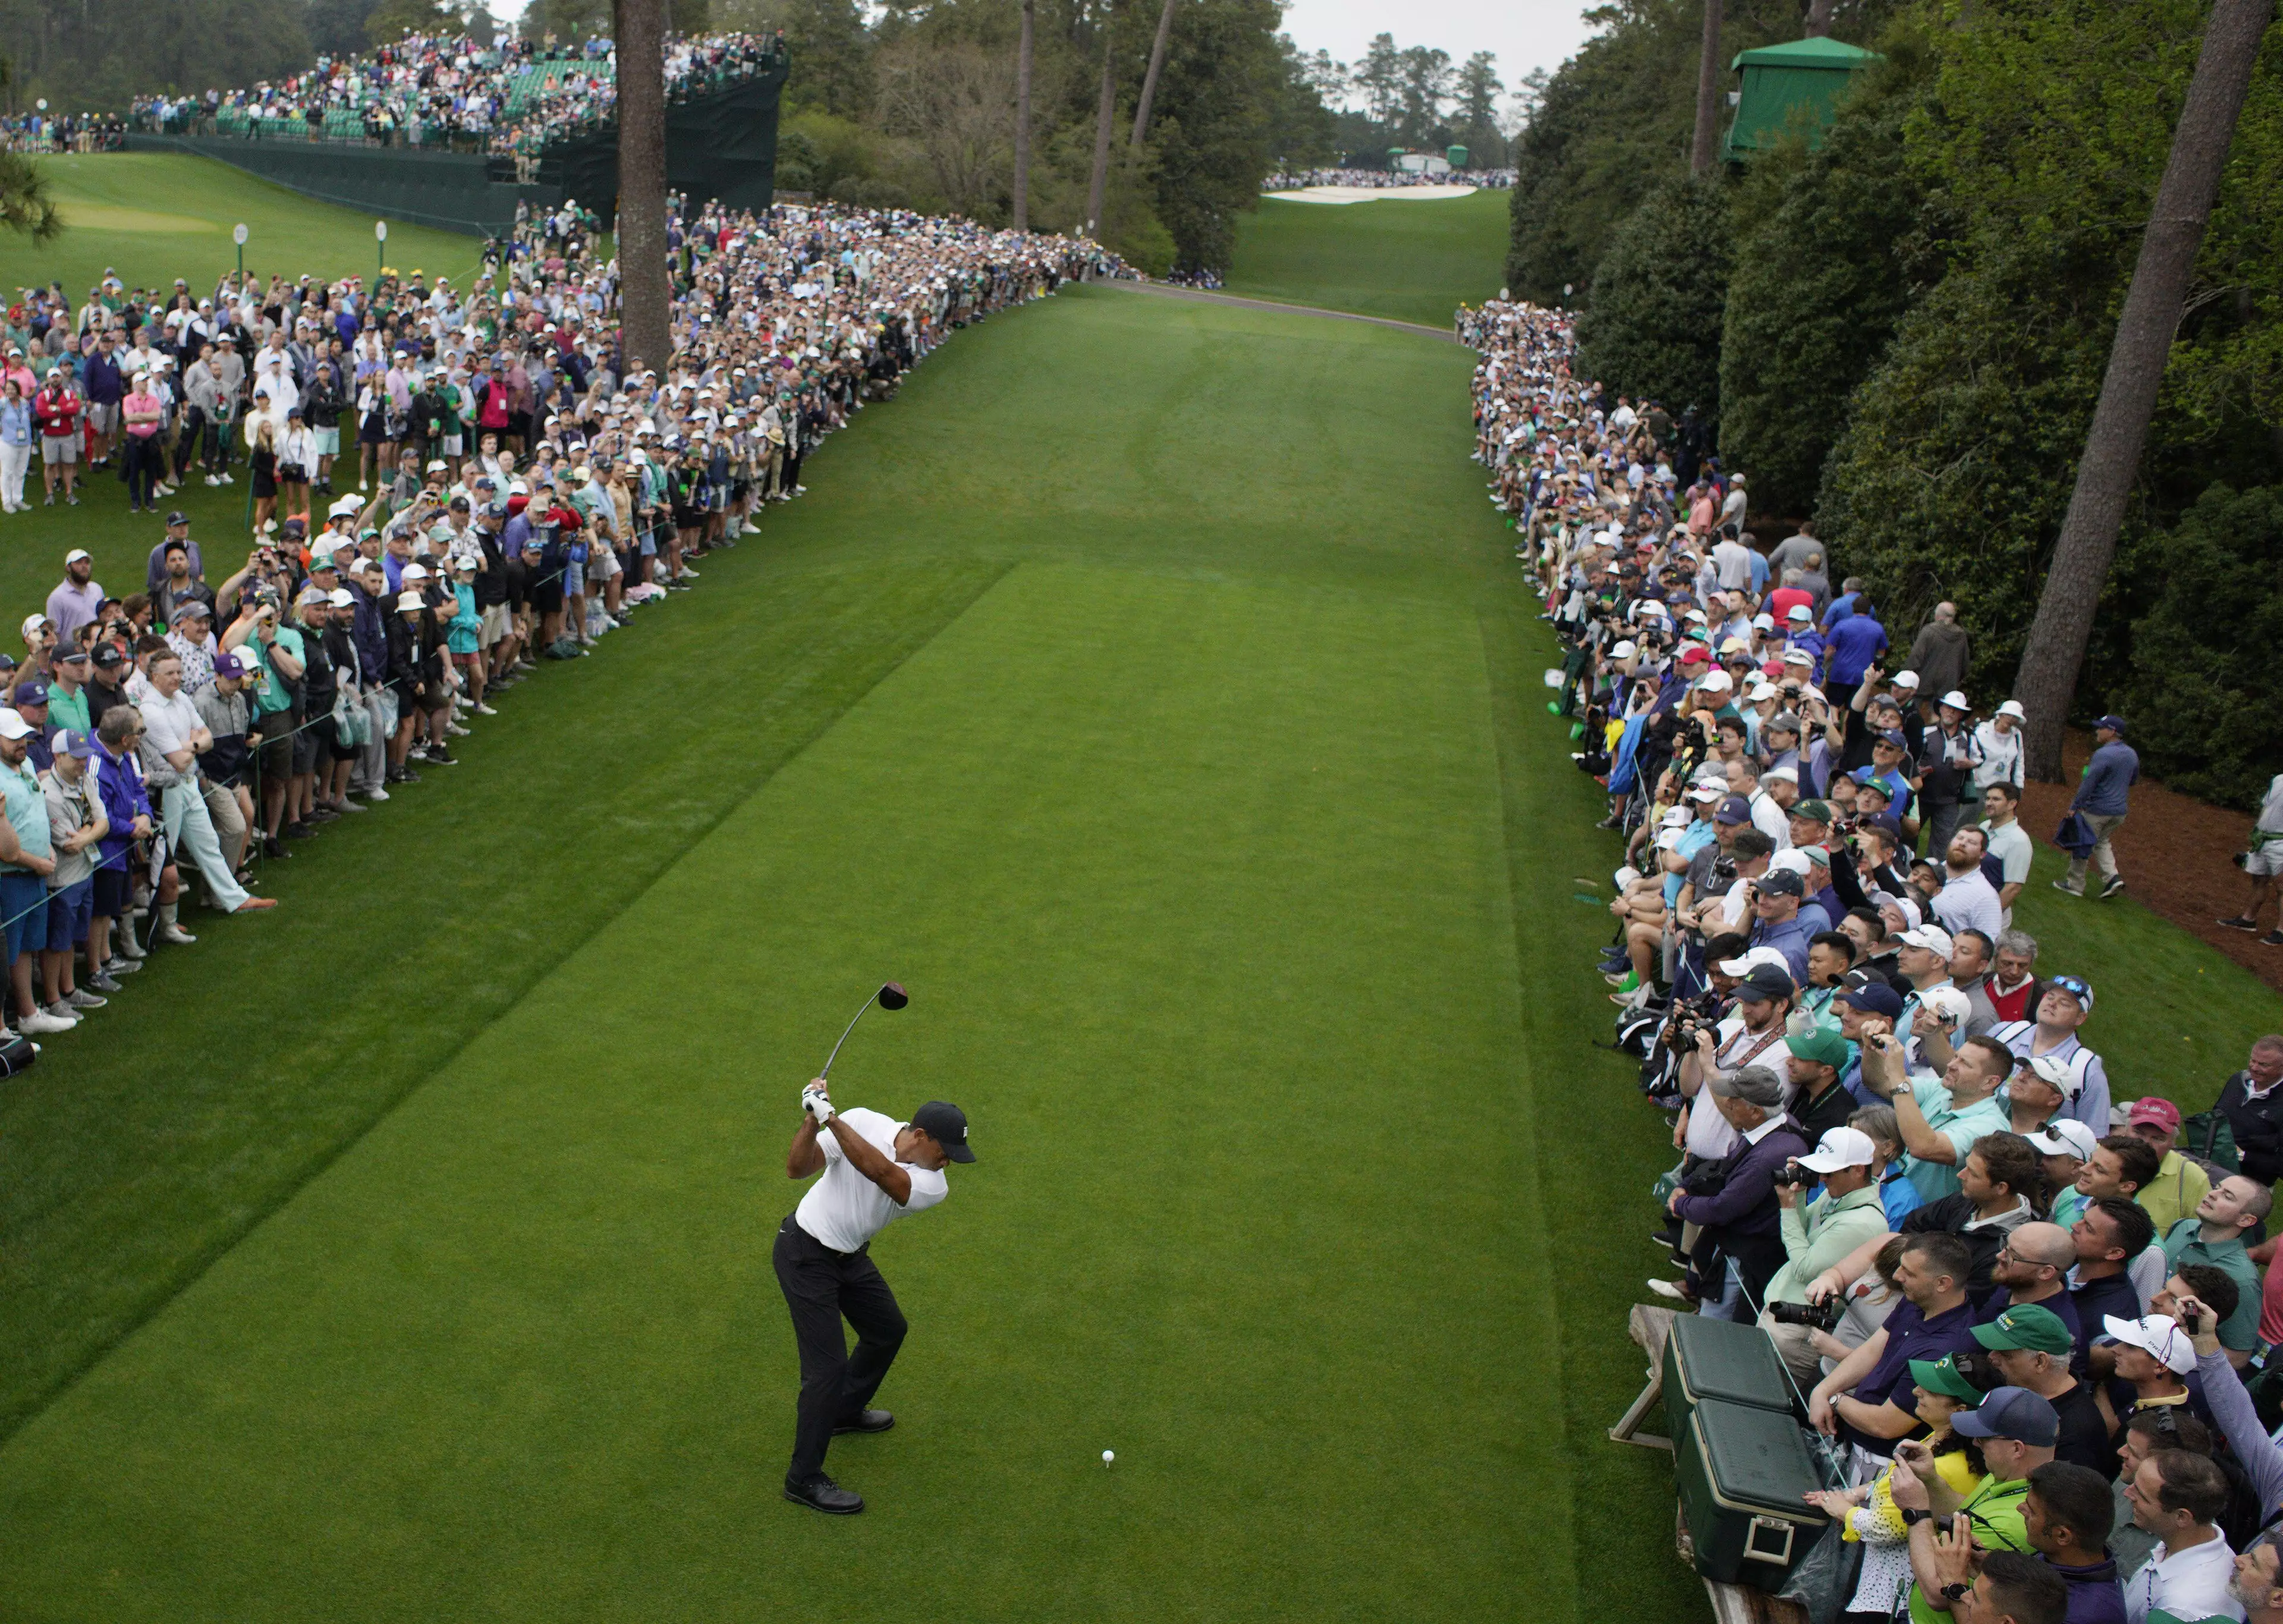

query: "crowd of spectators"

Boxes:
[0, 112, 127, 155]
[0, 194, 1124, 1043]
[1463, 296, 2283, 1623]
[1261, 166, 1515, 191]
[127, 30, 785, 162]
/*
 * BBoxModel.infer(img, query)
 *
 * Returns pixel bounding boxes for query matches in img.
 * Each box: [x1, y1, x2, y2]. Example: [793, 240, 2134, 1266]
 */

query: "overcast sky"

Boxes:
[482, 0, 1602, 119]
[1273, 0, 1598, 115]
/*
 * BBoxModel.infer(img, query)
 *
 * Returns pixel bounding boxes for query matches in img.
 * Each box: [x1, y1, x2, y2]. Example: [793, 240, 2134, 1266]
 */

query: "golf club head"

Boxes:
[877, 981, 909, 1011]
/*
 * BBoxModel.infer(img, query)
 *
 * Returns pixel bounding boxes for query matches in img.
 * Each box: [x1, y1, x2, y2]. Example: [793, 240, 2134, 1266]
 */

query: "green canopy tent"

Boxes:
[1720, 36, 1882, 161]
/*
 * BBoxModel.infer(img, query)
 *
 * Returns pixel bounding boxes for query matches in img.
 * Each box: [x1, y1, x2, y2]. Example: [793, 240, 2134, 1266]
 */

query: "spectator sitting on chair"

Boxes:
[1989, 975, 2111, 1135]
[1810, 1230, 1980, 1452]
[2210, 1036, 2283, 1188]
[2121, 1446, 2240, 1624]
[1663, 1062, 1809, 1320]
[2122, 1098, 2213, 1241]
[2160, 1176, 2267, 1367]
[1971, 1302, 2112, 1477]
[1760, 1124, 1891, 1387]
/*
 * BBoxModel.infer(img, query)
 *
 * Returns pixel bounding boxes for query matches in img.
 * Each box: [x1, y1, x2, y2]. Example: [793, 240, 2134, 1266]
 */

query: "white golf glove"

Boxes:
[802, 1082, 835, 1127]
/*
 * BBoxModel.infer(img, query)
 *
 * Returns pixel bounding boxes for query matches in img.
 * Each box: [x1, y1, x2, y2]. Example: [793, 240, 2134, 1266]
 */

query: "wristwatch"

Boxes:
[1901, 1508, 1936, 1526]
[1941, 1581, 1972, 1603]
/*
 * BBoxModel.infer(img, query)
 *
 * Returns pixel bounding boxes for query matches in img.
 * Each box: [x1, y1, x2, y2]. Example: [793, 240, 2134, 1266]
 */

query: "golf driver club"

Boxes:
[818, 981, 908, 1080]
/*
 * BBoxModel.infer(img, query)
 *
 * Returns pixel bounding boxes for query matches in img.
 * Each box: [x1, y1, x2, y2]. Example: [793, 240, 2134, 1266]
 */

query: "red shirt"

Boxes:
[1768, 586, 1815, 624]
[1988, 974, 2037, 1027]
[33, 387, 78, 439]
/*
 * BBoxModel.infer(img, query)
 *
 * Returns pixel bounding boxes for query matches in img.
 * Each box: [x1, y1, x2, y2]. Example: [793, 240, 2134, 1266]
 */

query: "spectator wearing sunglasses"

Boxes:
[1988, 974, 2111, 1136]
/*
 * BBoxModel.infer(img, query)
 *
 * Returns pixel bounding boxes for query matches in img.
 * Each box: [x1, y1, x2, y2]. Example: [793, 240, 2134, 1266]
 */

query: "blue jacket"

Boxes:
[1824, 615, 1889, 687]
[94, 743, 149, 868]
[348, 581, 389, 685]
[82, 351, 122, 406]
[2071, 741, 2139, 817]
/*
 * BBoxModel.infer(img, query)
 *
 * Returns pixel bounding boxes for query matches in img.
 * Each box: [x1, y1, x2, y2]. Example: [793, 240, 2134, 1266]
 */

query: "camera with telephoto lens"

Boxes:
[1766, 1297, 1844, 1332]
[1770, 1159, 1818, 1190]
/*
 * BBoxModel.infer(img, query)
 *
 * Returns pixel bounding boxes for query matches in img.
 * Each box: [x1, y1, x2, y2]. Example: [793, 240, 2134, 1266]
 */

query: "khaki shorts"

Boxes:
[479, 602, 510, 645]
[2249, 839, 2283, 878]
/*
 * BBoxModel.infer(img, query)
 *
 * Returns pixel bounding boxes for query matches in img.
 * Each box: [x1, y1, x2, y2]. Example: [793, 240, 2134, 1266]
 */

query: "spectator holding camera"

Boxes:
[1810, 1231, 1981, 1452]
[1861, 1027, 2012, 1203]
[2159, 1177, 2266, 1365]
[1761, 1125, 1891, 1384]
[1888, 1386, 2059, 1622]
[1665, 1063, 1809, 1318]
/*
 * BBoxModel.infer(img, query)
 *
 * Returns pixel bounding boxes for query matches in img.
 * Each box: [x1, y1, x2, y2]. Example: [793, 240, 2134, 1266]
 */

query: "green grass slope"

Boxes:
[0, 152, 483, 307]
[1225, 188, 1510, 328]
[0, 285, 1683, 1622]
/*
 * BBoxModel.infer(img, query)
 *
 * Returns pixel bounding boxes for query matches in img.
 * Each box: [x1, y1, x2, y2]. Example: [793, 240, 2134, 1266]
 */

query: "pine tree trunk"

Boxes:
[614, 0, 671, 377]
[2014, 0, 2274, 780]
[1691, 0, 1724, 175]
[1013, 0, 1034, 231]
[1086, 10, 1117, 234]
[1803, 0, 1835, 37]
[1130, 0, 1176, 147]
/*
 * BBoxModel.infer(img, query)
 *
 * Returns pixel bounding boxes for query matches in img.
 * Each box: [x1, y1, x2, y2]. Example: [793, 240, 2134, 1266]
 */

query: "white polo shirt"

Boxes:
[2125, 1533, 2244, 1623]
[794, 1107, 949, 1254]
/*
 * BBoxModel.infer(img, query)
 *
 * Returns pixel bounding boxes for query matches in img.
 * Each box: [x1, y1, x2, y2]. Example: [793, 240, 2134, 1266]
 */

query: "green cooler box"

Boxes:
[1659, 1311, 1796, 1439]
[1674, 1397, 1828, 1586]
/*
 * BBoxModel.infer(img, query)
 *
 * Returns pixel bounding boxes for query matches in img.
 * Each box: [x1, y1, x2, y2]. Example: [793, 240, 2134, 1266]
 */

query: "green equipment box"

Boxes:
[1660, 1311, 1797, 1440]
[1674, 1398, 1828, 1587]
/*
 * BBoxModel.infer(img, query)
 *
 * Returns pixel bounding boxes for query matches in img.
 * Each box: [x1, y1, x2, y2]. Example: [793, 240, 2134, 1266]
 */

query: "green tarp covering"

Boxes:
[1721, 36, 1881, 160]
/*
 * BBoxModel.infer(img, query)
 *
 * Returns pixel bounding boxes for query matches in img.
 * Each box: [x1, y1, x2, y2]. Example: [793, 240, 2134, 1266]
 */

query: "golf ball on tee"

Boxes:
[1102, 1450, 1115, 1465]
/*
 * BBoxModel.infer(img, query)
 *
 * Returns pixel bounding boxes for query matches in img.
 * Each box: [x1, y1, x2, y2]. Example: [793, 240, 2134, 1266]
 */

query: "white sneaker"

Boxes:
[156, 924, 197, 945]
[204, 474, 221, 486]
[20, 1008, 77, 1034]
[218, 471, 234, 484]
[1646, 1278, 1693, 1302]
[474, 703, 498, 716]
[361, 786, 391, 802]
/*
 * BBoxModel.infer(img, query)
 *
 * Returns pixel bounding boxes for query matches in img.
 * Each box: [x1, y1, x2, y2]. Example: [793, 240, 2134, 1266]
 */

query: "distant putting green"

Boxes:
[0, 152, 483, 303]
[1227, 187, 1510, 327]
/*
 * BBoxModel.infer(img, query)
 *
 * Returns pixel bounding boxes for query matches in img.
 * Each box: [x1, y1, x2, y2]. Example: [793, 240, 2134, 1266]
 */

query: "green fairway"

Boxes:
[0, 152, 483, 307]
[0, 281, 1676, 1622]
[1226, 188, 1510, 327]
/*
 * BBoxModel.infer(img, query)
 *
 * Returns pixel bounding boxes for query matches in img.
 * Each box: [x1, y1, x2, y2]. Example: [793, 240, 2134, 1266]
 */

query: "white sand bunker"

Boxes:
[1264, 184, 1479, 205]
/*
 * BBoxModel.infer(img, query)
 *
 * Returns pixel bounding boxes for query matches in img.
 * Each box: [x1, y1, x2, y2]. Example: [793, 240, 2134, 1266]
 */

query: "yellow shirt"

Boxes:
[2138, 1151, 2212, 1239]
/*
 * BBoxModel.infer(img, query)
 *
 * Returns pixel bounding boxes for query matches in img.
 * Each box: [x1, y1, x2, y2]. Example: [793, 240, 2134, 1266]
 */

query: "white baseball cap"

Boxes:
[63, 548, 91, 566]
[1797, 1126, 1877, 1174]
[0, 710, 33, 741]
[1897, 924, 1955, 959]
[2025, 1053, 2087, 1099]
[1891, 669, 1922, 690]
[1919, 984, 1973, 1028]
[1768, 849, 1815, 878]
[1697, 670, 1734, 694]
[1765, 765, 1800, 784]
[1716, 946, 1792, 977]
[1609, 639, 1638, 660]
[2103, 1314, 2195, 1375]
[2026, 1119, 2099, 1160]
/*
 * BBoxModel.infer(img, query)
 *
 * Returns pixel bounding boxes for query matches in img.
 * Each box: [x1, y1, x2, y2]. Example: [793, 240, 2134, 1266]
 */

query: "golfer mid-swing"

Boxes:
[776, 1079, 974, 1515]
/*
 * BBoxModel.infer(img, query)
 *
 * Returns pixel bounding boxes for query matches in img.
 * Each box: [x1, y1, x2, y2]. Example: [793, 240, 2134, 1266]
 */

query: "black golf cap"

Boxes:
[911, 1101, 975, 1163]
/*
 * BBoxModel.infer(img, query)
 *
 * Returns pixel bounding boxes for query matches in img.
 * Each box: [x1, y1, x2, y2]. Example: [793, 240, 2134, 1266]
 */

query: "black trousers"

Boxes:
[773, 1214, 907, 1484]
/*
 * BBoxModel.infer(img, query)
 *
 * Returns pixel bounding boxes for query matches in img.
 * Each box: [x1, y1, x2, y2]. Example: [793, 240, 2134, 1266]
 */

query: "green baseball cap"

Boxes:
[1971, 1303, 2074, 1355]
[1793, 799, 1834, 824]
[1908, 1354, 1984, 1403]
[1785, 1026, 1851, 1071]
